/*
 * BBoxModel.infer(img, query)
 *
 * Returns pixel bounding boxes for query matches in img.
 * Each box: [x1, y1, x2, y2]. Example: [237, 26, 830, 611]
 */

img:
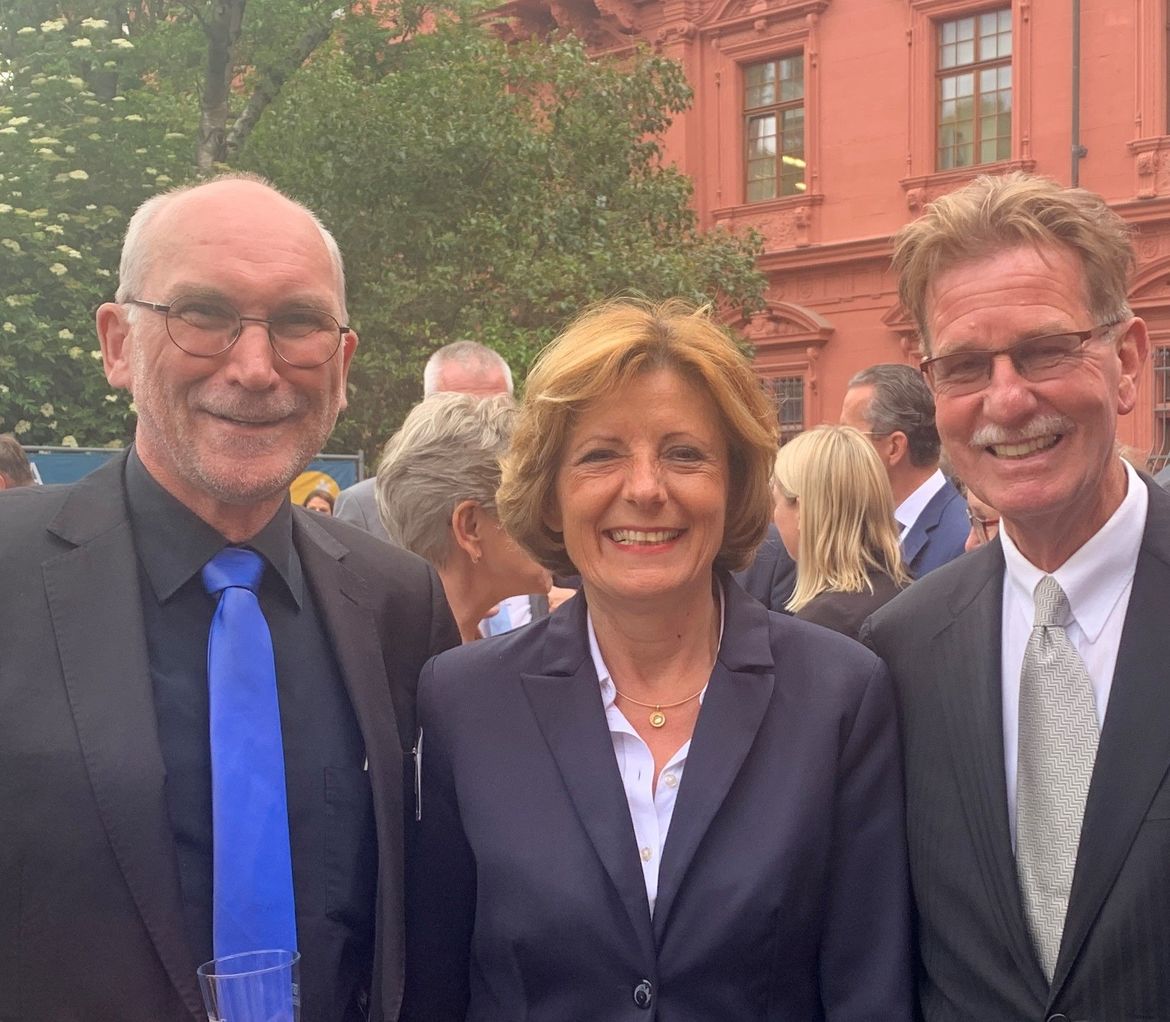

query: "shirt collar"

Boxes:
[895, 468, 947, 530]
[588, 577, 726, 710]
[125, 447, 303, 606]
[1000, 459, 1147, 641]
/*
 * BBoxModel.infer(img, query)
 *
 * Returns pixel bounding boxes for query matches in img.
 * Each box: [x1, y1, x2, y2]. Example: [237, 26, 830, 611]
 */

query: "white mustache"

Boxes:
[969, 414, 1074, 448]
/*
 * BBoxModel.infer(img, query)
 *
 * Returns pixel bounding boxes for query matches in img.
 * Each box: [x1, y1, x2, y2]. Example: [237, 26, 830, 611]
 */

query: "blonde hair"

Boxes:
[497, 298, 778, 576]
[773, 425, 910, 613]
[893, 172, 1133, 353]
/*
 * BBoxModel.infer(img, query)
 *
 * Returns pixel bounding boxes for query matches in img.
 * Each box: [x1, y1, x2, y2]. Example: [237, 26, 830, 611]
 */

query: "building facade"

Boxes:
[502, 0, 1170, 464]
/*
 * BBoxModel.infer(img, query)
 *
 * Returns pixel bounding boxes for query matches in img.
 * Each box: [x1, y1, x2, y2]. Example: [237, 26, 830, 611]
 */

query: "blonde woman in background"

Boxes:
[772, 425, 911, 639]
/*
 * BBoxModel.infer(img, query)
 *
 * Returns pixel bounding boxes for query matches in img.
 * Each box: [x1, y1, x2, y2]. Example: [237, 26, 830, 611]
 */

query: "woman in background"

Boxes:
[772, 424, 910, 639]
[376, 391, 552, 642]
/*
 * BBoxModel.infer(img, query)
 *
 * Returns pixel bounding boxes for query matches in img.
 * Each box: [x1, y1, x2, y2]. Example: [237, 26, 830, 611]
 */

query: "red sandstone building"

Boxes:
[503, 0, 1170, 464]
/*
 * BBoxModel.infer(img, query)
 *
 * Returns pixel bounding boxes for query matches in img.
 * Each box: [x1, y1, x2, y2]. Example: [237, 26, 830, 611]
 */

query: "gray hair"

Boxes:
[376, 392, 517, 566]
[114, 171, 348, 320]
[423, 340, 514, 396]
[847, 363, 940, 467]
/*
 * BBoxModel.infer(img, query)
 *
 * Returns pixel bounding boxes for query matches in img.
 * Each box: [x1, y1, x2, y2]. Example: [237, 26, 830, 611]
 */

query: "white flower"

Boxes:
[0, 128, 17, 136]
[40, 19, 66, 32]
[71, 38, 93, 48]
[67, 169, 89, 181]
[49, 262, 68, 275]
[90, 349, 103, 359]
[67, 76, 85, 89]
[0, 239, 20, 253]
[29, 137, 60, 145]
[123, 114, 144, 123]
[127, 401, 137, 414]
[44, 224, 64, 235]
[1, 323, 14, 333]
[17, 26, 35, 35]
[104, 393, 119, 403]
[59, 328, 74, 340]
[5, 116, 30, 126]
[0, 204, 11, 214]
[80, 17, 109, 29]
[55, 245, 81, 258]
[40, 403, 54, 417]
[61, 435, 78, 447]
[110, 38, 134, 50]
[13, 420, 31, 435]
[68, 346, 83, 359]
[155, 175, 172, 185]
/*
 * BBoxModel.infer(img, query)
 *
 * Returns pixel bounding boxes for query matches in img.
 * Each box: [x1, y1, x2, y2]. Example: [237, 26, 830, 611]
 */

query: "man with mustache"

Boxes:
[0, 174, 459, 1020]
[862, 173, 1170, 1021]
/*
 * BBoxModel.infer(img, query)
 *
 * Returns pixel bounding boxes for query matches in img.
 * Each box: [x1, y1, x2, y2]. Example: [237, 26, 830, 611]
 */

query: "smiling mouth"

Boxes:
[986, 434, 1062, 458]
[606, 528, 684, 545]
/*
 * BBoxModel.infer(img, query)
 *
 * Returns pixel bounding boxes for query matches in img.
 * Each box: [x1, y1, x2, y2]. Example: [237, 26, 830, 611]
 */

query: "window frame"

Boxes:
[743, 54, 807, 203]
[934, 7, 1013, 171]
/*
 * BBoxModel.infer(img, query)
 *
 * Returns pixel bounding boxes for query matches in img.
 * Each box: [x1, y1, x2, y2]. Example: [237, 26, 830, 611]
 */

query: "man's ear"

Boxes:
[885, 430, 910, 469]
[1116, 317, 1150, 417]
[336, 328, 358, 413]
[450, 499, 484, 561]
[96, 302, 133, 391]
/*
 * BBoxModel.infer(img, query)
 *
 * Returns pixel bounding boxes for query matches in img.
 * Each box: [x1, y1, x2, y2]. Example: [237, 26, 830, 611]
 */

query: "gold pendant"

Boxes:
[649, 709, 666, 728]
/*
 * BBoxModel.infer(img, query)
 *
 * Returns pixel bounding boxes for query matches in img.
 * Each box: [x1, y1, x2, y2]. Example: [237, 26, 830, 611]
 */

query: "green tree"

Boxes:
[1, 2, 764, 457]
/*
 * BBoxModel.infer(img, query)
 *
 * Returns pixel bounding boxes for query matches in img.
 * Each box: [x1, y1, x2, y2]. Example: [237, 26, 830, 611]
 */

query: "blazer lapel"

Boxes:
[933, 543, 1045, 990]
[295, 513, 405, 1016]
[43, 455, 204, 1019]
[1052, 479, 1170, 996]
[519, 596, 658, 966]
[652, 579, 774, 945]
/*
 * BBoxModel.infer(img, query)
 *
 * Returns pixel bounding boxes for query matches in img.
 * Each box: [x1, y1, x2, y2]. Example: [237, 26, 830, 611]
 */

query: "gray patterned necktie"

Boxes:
[1015, 574, 1100, 982]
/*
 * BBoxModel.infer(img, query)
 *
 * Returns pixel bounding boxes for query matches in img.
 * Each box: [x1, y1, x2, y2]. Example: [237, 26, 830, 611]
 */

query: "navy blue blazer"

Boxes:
[902, 477, 968, 577]
[403, 576, 912, 1021]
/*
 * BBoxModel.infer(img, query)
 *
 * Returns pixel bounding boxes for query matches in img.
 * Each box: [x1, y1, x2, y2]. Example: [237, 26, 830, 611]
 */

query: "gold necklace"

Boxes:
[612, 684, 705, 729]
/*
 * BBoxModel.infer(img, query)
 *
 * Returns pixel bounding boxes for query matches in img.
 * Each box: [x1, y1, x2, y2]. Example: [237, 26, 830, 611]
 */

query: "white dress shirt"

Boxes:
[1000, 460, 1147, 847]
[895, 468, 948, 539]
[587, 585, 725, 915]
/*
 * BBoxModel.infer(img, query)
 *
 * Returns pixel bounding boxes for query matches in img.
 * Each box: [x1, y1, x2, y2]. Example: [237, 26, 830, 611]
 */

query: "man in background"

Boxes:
[841, 362, 968, 576]
[335, 341, 512, 539]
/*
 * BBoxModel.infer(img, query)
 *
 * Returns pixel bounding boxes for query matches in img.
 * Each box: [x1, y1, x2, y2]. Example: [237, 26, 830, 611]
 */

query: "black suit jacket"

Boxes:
[0, 452, 459, 1022]
[861, 476, 1170, 1022]
[403, 576, 912, 1021]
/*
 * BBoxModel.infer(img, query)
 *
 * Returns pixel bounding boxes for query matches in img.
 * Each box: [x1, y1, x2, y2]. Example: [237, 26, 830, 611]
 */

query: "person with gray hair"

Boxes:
[377, 392, 551, 643]
[0, 434, 36, 489]
[0, 173, 459, 1020]
[335, 340, 513, 538]
[861, 172, 1164, 1021]
[840, 362, 968, 576]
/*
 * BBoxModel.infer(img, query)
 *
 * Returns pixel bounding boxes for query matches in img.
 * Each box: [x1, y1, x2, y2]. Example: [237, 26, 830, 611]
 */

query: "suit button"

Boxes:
[1046, 1015, 1069, 1022]
[632, 979, 653, 1009]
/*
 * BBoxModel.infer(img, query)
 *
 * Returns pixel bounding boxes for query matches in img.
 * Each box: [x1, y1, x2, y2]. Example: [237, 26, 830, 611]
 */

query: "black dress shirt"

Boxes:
[125, 451, 375, 1019]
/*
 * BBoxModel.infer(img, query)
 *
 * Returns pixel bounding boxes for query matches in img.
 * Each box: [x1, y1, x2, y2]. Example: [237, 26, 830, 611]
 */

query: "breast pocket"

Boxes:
[325, 766, 378, 932]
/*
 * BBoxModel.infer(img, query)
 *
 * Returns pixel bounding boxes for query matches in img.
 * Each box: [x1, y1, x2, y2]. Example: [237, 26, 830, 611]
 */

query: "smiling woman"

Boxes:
[402, 299, 914, 1022]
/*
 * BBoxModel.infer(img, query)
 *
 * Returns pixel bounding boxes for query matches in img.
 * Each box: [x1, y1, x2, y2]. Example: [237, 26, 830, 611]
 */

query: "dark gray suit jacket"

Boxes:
[862, 476, 1170, 1022]
[0, 451, 459, 1022]
[335, 476, 390, 541]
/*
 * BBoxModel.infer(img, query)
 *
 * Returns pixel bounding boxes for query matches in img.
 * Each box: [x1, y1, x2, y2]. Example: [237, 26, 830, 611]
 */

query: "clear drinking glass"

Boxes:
[197, 949, 300, 1022]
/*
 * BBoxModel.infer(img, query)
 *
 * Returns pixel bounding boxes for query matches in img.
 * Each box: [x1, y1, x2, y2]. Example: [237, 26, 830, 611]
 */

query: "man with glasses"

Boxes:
[841, 362, 969, 576]
[0, 174, 459, 1020]
[862, 173, 1167, 1021]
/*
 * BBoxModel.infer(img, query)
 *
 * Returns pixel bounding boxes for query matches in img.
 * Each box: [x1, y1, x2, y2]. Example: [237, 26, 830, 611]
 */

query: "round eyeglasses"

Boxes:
[128, 297, 348, 369]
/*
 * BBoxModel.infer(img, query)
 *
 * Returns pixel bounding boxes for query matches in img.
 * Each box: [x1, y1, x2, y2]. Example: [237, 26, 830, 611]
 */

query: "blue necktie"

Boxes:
[202, 547, 298, 957]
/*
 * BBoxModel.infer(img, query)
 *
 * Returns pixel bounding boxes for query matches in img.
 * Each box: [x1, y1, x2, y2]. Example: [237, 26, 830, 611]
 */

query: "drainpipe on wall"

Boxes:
[1071, 0, 1088, 184]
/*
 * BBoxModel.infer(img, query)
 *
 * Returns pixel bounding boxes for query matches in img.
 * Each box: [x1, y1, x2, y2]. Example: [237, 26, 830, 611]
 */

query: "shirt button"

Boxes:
[632, 979, 654, 1009]
[663, 772, 678, 788]
[640, 846, 653, 862]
